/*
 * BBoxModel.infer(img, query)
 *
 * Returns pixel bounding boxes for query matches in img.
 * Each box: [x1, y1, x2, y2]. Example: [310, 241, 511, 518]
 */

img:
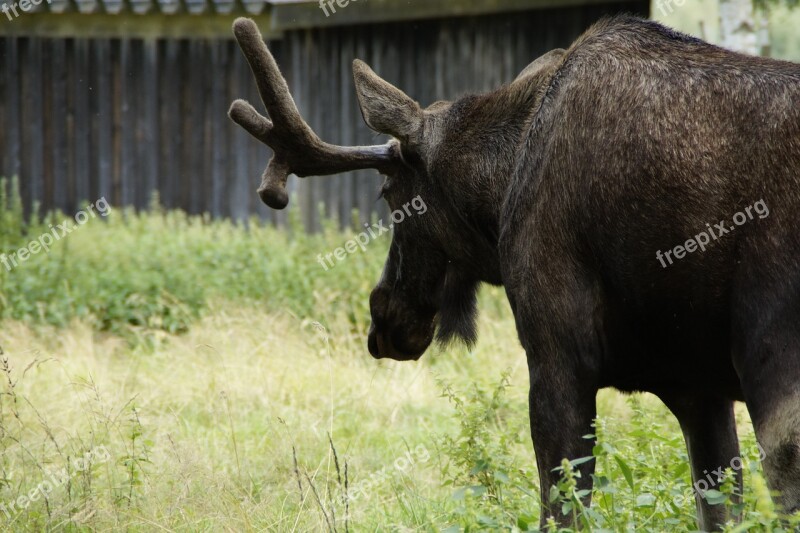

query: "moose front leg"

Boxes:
[506, 245, 603, 527]
[527, 359, 599, 526]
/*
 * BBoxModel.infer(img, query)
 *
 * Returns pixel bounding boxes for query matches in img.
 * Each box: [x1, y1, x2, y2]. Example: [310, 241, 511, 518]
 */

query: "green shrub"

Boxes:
[0, 179, 389, 345]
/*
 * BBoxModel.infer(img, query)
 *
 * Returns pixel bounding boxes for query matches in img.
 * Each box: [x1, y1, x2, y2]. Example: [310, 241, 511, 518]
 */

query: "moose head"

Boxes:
[229, 18, 563, 361]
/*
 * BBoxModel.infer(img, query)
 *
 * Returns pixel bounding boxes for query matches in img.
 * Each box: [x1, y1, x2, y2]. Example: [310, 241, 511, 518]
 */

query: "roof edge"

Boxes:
[0, 13, 278, 38]
[270, 0, 648, 31]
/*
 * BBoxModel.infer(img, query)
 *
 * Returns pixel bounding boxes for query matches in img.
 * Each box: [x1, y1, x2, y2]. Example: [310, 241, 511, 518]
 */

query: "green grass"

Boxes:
[0, 179, 798, 531]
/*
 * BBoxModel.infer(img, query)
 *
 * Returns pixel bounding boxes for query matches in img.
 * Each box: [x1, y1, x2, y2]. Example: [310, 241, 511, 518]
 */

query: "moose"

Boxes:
[228, 16, 800, 530]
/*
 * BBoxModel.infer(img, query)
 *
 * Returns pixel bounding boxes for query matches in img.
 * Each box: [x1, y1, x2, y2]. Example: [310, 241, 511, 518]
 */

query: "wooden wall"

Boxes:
[0, 2, 648, 230]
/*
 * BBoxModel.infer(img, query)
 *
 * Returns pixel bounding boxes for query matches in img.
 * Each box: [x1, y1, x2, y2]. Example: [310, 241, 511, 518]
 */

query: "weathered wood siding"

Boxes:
[1, 2, 648, 229]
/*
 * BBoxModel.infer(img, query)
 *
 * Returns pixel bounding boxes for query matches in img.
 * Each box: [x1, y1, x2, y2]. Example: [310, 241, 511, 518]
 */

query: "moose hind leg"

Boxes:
[751, 392, 800, 514]
[528, 366, 598, 527]
[659, 393, 743, 531]
[735, 292, 800, 515]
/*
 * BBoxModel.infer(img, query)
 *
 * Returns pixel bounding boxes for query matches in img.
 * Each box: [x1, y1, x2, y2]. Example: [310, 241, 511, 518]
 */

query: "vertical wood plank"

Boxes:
[4, 38, 21, 186]
[230, 38, 250, 222]
[189, 40, 205, 214]
[308, 29, 323, 232]
[0, 38, 7, 183]
[210, 40, 227, 219]
[179, 40, 193, 212]
[119, 38, 135, 207]
[111, 39, 121, 206]
[321, 29, 339, 227]
[41, 40, 55, 211]
[73, 38, 91, 207]
[20, 38, 44, 216]
[201, 40, 210, 216]
[159, 39, 180, 209]
[141, 38, 159, 208]
[338, 29, 354, 229]
[94, 39, 113, 201]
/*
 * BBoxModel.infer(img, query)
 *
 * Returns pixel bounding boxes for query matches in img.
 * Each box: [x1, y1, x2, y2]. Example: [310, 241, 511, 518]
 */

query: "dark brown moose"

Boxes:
[229, 16, 800, 531]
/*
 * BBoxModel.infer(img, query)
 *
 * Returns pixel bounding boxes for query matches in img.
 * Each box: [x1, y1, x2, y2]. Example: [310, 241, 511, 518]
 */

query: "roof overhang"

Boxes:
[0, 0, 647, 38]
[0, 13, 276, 38]
[270, 0, 645, 31]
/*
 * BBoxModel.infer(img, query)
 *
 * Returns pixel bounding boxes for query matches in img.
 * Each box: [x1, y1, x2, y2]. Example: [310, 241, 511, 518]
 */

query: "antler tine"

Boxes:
[231, 18, 312, 140]
[228, 18, 399, 210]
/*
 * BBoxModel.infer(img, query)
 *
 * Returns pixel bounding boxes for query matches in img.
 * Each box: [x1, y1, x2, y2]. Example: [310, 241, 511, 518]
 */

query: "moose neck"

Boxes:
[434, 79, 551, 286]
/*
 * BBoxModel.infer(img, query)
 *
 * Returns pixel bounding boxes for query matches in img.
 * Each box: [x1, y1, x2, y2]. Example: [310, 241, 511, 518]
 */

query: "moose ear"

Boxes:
[353, 59, 422, 140]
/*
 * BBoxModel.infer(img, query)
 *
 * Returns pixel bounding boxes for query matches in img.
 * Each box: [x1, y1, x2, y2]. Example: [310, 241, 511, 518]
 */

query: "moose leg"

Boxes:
[659, 393, 742, 531]
[504, 220, 603, 527]
[733, 284, 800, 515]
[528, 365, 598, 526]
[735, 328, 800, 514]
[515, 279, 601, 525]
[748, 390, 800, 515]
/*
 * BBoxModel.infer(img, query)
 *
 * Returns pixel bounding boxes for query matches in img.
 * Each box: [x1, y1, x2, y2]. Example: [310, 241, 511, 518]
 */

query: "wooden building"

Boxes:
[0, 0, 650, 229]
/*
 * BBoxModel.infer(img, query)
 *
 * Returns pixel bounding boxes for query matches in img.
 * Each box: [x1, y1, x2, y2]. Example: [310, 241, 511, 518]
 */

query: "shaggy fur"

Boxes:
[435, 268, 480, 348]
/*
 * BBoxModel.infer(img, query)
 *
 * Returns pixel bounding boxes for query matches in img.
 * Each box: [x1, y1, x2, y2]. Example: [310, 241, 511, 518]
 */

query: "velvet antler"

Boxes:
[228, 18, 399, 209]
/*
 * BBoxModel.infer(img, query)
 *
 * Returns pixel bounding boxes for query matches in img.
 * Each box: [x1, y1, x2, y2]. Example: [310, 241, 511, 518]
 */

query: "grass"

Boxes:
[0, 180, 798, 531]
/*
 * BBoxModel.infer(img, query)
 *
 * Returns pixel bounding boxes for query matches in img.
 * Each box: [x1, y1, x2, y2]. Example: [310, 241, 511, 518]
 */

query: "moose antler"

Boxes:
[228, 18, 399, 209]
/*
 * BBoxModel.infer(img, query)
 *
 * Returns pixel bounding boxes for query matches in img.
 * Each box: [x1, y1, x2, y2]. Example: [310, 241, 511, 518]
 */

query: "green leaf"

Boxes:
[469, 460, 489, 475]
[561, 501, 573, 515]
[549, 484, 561, 503]
[452, 485, 488, 501]
[673, 462, 690, 478]
[516, 513, 537, 530]
[704, 489, 728, 505]
[614, 455, 635, 490]
[592, 474, 618, 494]
[570, 456, 595, 467]
[636, 493, 656, 507]
[477, 515, 498, 526]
